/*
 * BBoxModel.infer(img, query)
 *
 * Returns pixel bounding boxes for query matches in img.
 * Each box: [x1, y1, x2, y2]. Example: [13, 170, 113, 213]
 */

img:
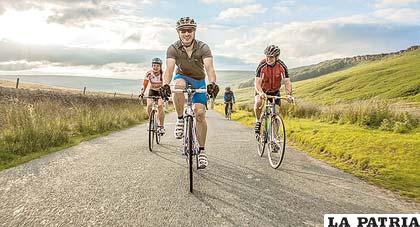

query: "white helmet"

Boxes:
[176, 17, 197, 30]
[264, 45, 280, 58]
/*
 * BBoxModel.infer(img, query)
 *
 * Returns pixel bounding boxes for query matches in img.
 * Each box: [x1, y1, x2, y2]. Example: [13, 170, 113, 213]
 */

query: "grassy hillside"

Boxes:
[215, 106, 420, 200]
[237, 46, 420, 89]
[220, 49, 420, 200]
[0, 87, 148, 170]
[216, 70, 254, 88]
[294, 49, 420, 105]
[233, 49, 420, 107]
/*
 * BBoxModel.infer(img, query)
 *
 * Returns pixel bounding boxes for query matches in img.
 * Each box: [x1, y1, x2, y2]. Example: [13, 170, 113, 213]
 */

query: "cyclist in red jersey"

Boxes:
[254, 45, 294, 135]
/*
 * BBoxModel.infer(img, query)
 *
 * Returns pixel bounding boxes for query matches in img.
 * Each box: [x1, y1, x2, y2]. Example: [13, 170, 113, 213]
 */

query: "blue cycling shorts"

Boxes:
[173, 74, 207, 105]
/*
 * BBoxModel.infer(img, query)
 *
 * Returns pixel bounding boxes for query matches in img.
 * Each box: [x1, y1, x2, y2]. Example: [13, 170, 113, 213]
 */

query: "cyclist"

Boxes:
[224, 86, 235, 118]
[140, 57, 165, 135]
[160, 17, 219, 169]
[254, 45, 294, 135]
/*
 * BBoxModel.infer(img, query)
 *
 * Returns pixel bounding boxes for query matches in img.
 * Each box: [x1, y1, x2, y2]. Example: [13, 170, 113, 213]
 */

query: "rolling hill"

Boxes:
[237, 45, 420, 89]
[232, 48, 420, 108]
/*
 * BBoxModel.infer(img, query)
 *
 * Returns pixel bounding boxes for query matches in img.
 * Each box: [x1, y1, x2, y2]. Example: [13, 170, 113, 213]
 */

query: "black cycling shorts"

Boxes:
[148, 89, 161, 98]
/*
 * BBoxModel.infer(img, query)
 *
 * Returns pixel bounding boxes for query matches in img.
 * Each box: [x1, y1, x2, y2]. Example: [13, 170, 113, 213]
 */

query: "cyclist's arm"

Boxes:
[255, 77, 264, 95]
[284, 78, 293, 95]
[233, 93, 235, 103]
[203, 57, 216, 83]
[140, 74, 149, 95]
[141, 81, 148, 96]
[163, 58, 176, 85]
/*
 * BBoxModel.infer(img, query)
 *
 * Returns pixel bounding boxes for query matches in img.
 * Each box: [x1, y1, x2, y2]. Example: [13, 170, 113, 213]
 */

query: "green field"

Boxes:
[294, 49, 420, 105]
[232, 49, 420, 106]
[221, 49, 420, 200]
[216, 106, 419, 200]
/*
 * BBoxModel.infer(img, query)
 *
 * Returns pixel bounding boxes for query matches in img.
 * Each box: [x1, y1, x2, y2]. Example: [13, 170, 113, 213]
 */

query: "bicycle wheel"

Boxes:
[256, 118, 266, 157]
[148, 110, 156, 152]
[227, 105, 232, 120]
[185, 116, 194, 193]
[268, 115, 286, 169]
[155, 113, 161, 145]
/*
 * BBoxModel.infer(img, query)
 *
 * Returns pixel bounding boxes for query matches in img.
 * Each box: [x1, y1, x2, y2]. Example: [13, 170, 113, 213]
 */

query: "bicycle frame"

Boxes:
[256, 95, 290, 168]
[172, 85, 207, 193]
[260, 98, 277, 145]
[144, 96, 162, 151]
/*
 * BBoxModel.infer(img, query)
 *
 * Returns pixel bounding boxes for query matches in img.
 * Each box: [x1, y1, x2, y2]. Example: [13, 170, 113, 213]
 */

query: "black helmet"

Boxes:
[176, 17, 197, 30]
[225, 86, 231, 91]
[152, 58, 162, 65]
[264, 45, 280, 58]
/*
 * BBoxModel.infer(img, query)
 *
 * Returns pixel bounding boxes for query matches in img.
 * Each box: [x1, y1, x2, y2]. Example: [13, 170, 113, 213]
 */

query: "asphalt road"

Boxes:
[0, 110, 418, 226]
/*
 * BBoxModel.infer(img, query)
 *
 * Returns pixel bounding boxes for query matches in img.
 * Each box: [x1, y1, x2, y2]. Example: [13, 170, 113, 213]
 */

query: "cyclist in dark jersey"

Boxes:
[224, 87, 235, 118]
[254, 45, 294, 134]
[140, 58, 165, 135]
[160, 17, 219, 169]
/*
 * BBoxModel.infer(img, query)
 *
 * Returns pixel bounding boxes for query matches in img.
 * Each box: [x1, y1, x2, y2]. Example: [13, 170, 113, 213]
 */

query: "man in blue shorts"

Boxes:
[160, 17, 219, 169]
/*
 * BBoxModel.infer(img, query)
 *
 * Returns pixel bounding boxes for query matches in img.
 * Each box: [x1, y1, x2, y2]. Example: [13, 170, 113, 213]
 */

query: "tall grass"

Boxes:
[0, 88, 147, 168]
[234, 99, 418, 133]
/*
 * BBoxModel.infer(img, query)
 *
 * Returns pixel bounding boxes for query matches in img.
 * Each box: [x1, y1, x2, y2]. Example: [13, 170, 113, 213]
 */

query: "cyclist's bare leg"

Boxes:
[157, 98, 164, 126]
[146, 98, 153, 117]
[173, 79, 186, 117]
[254, 95, 263, 121]
[273, 105, 281, 138]
[193, 103, 207, 147]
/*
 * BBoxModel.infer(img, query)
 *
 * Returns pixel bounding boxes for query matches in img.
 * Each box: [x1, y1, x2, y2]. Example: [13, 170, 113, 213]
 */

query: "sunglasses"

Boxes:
[179, 29, 195, 34]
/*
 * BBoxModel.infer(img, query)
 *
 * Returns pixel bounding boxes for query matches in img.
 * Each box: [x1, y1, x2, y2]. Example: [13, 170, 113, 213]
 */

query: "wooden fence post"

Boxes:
[16, 77, 20, 89]
[83, 86, 86, 95]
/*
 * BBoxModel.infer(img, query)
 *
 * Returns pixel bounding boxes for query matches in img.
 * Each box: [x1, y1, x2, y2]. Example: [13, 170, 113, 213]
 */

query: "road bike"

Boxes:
[225, 101, 233, 120]
[256, 95, 292, 169]
[172, 85, 207, 193]
[144, 96, 163, 152]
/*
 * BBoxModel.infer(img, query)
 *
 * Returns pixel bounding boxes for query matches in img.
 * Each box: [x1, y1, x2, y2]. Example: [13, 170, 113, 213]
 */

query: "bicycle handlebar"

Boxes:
[143, 96, 162, 99]
[265, 95, 287, 100]
[258, 95, 296, 110]
[172, 88, 207, 94]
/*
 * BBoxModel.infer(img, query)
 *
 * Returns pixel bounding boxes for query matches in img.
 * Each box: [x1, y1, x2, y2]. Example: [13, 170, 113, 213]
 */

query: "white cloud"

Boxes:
[273, 0, 295, 14]
[211, 16, 420, 68]
[0, 60, 48, 71]
[373, 0, 420, 8]
[200, 0, 254, 4]
[0, 8, 174, 50]
[216, 4, 267, 20]
[373, 8, 420, 24]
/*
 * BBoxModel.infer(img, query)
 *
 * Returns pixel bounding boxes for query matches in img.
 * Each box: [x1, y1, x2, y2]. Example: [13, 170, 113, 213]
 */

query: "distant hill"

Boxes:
[237, 45, 420, 88]
[216, 70, 253, 88]
[233, 49, 420, 107]
[295, 49, 420, 105]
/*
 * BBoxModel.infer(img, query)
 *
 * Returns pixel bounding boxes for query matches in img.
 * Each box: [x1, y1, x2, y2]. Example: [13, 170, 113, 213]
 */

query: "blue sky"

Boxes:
[0, 0, 419, 79]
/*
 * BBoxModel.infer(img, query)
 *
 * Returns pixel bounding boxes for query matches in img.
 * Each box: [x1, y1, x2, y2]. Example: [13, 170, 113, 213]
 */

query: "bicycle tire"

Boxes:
[256, 117, 266, 157]
[268, 115, 286, 169]
[186, 116, 194, 193]
[155, 112, 161, 145]
[148, 110, 155, 152]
